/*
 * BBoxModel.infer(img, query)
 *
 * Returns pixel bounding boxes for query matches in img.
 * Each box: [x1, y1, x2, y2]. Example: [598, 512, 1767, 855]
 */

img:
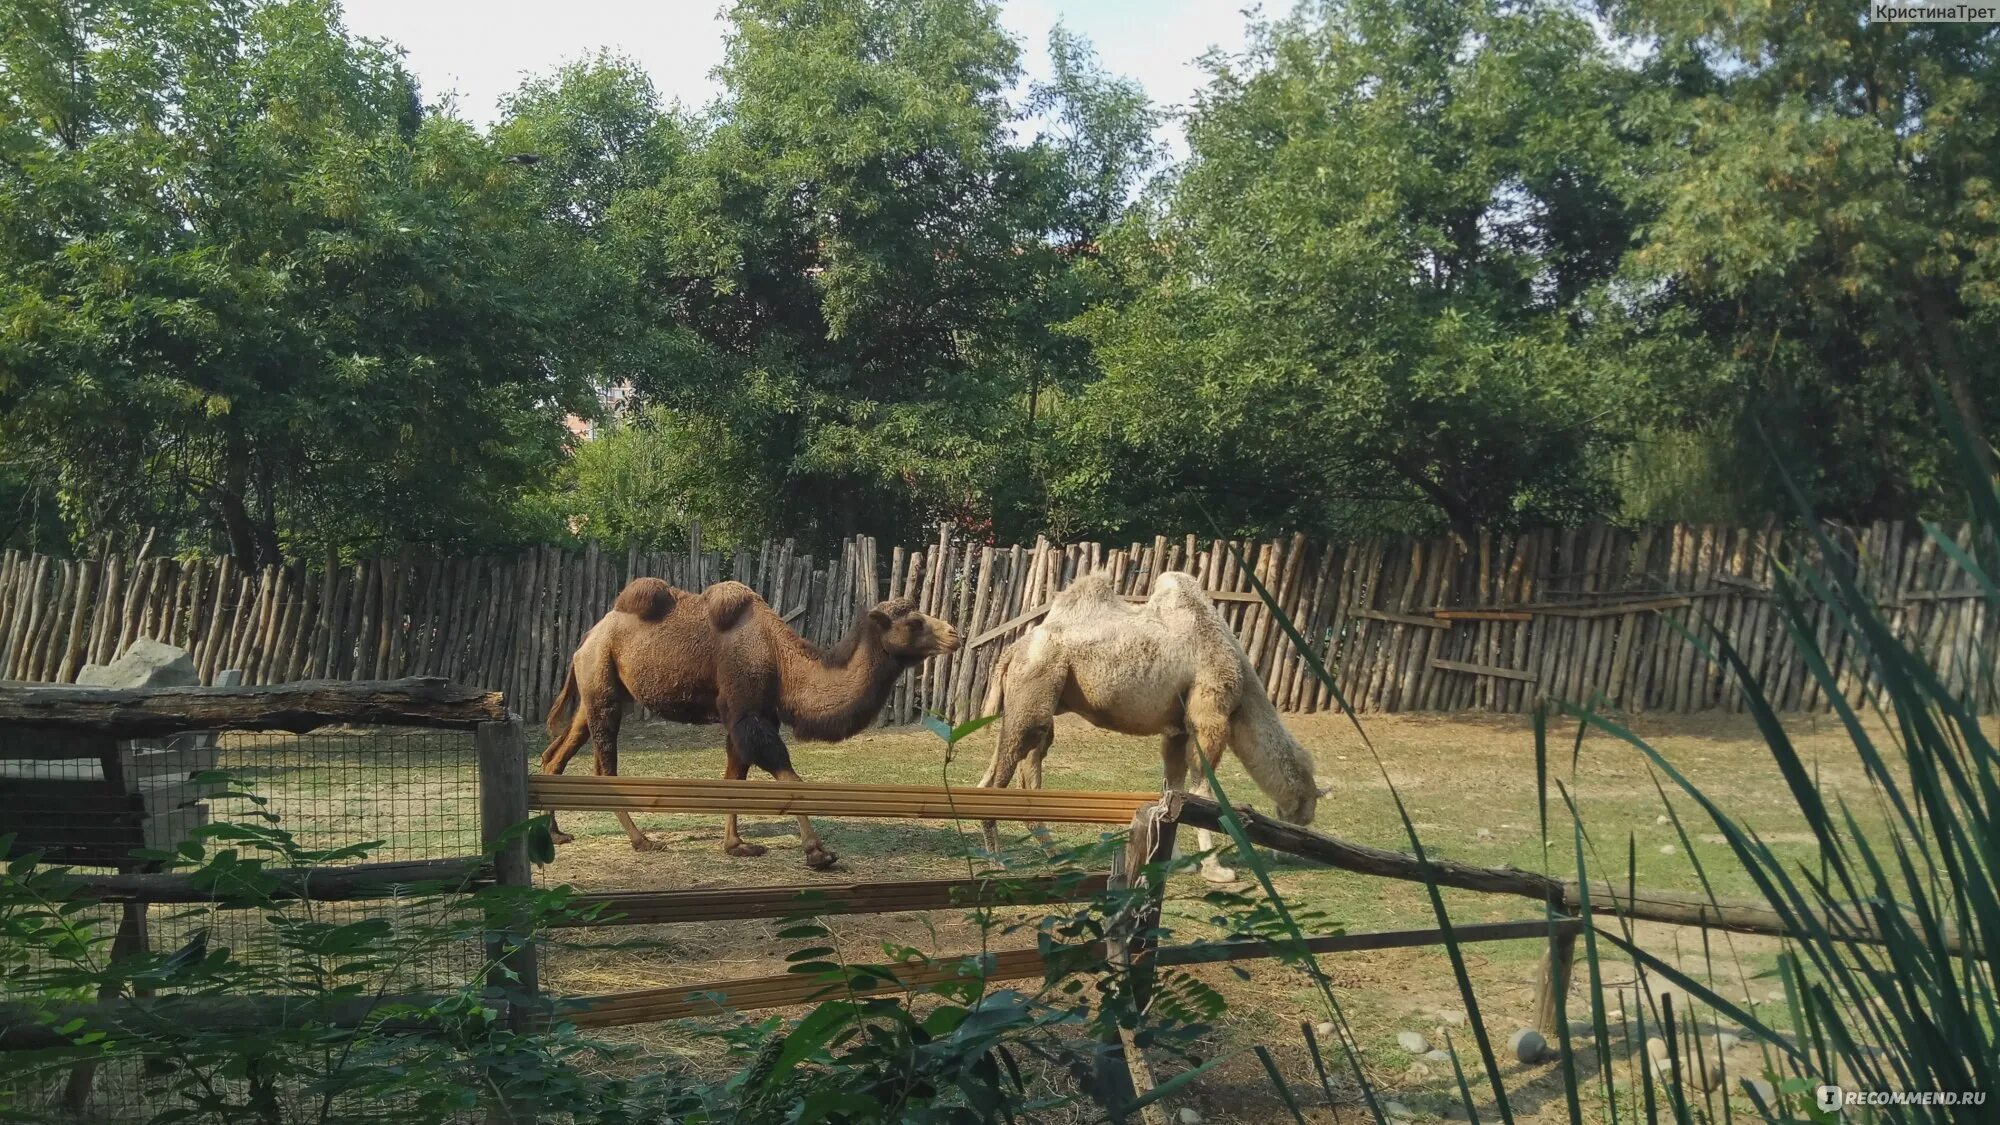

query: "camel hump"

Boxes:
[703, 580, 764, 631]
[1053, 571, 1120, 608]
[1149, 571, 1214, 609]
[613, 577, 676, 621]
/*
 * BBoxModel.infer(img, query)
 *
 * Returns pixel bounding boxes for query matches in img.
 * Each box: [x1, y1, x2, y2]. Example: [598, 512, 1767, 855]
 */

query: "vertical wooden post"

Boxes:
[477, 719, 539, 1006]
[1534, 911, 1581, 1037]
[477, 718, 540, 1124]
[1091, 797, 1181, 1125]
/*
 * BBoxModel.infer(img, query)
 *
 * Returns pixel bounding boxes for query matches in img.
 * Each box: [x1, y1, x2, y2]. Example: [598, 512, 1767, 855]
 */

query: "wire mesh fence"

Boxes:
[0, 725, 490, 1123]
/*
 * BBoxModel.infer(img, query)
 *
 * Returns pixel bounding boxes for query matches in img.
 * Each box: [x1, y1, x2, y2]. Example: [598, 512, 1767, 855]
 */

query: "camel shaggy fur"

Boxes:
[541, 577, 961, 869]
[976, 570, 1325, 881]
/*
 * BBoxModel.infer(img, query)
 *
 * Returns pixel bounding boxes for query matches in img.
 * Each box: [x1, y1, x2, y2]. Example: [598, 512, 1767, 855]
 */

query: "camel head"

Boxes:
[868, 597, 962, 663]
[1276, 780, 1333, 829]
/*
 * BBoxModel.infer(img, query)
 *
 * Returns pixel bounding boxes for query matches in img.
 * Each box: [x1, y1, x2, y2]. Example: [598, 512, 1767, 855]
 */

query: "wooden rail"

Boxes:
[529, 776, 1157, 824]
[562, 921, 1574, 1028]
[1172, 794, 1979, 955]
[63, 858, 491, 904]
[558, 874, 1111, 927]
[0, 677, 505, 738]
[0, 992, 479, 1051]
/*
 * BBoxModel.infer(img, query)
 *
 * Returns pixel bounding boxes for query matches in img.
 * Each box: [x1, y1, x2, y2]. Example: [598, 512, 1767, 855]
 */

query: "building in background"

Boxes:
[562, 380, 637, 441]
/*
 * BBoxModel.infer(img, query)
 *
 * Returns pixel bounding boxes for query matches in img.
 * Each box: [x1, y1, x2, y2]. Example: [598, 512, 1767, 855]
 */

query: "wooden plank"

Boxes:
[566, 921, 1574, 1028]
[529, 776, 1155, 824]
[62, 857, 490, 904]
[0, 991, 489, 1052]
[1431, 608, 1532, 622]
[1430, 658, 1537, 684]
[559, 874, 1111, 927]
[0, 677, 506, 738]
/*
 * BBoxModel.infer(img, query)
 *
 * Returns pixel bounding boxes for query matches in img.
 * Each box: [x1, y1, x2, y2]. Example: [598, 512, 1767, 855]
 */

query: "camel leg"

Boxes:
[1018, 738, 1056, 851]
[772, 768, 838, 870]
[979, 710, 1051, 855]
[538, 709, 592, 845]
[726, 712, 836, 869]
[1186, 695, 1240, 884]
[718, 752, 766, 859]
[585, 695, 663, 852]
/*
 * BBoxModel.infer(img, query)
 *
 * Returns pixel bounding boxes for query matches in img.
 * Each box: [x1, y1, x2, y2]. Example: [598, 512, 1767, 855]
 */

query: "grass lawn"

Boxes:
[518, 707, 1908, 1123]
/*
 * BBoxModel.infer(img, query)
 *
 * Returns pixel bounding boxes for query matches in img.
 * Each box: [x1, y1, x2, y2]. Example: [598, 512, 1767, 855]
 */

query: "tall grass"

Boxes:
[1225, 396, 1997, 1121]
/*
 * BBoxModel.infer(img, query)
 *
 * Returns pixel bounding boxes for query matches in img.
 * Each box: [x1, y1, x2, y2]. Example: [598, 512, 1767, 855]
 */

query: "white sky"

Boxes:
[337, 0, 1257, 150]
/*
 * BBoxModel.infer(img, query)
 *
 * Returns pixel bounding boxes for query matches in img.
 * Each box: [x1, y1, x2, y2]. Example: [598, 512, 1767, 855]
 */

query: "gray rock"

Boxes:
[1382, 1101, 1414, 1120]
[1715, 1031, 1742, 1052]
[1425, 1048, 1454, 1064]
[1397, 1030, 1432, 1054]
[1313, 1020, 1337, 1040]
[76, 638, 198, 689]
[1566, 1019, 1594, 1038]
[1436, 1008, 1466, 1026]
[1476, 828, 1494, 841]
[1509, 1028, 1548, 1064]
[1645, 1036, 1671, 1062]
[1656, 815, 1671, 826]
[1659, 844, 1678, 855]
[1177, 1109, 1203, 1125]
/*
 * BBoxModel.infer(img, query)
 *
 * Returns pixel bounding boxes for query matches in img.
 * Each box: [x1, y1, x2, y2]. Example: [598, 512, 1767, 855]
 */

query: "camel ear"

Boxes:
[869, 607, 895, 630]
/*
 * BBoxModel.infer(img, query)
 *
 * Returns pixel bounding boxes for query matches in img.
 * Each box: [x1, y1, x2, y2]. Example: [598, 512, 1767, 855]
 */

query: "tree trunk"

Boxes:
[1915, 286, 1995, 482]
[1387, 454, 1481, 543]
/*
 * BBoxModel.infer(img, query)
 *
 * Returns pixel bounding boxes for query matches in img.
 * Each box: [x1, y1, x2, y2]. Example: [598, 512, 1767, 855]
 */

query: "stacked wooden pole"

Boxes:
[0, 519, 1989, 720]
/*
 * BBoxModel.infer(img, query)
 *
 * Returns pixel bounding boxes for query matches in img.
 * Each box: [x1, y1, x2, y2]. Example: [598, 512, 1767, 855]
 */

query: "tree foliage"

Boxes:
[0, 0, 1993, 561]
[1054, 0, 1667, 537]
[1609, 0, 2000, 520]
[0, 0, 592, 565]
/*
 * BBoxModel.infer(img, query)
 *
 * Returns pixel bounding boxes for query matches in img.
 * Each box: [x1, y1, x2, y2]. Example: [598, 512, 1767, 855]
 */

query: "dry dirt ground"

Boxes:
[526, 708, 1902, 1123]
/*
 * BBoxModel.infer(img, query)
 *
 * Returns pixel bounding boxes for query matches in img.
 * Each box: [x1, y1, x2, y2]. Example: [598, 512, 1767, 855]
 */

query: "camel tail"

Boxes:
[546, 663, 579, 738]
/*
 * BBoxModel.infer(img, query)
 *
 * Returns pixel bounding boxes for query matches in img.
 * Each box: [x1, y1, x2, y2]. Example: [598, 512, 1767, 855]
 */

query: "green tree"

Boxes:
[0, 0, 590, 566]
[1611, 0, 2000, 518]
[1057, 0, 1661, 539]
[519, 403, 778, 552]
[496, 2, 1163, 550]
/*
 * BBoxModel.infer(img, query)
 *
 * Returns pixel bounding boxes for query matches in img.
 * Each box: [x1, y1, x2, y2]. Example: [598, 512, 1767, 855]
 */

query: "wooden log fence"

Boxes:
[529, 775, 1158, 824]
[557, 874, 1111, 927]
[0, 520, 1992, 723]
[3, 679, 1957, 1120]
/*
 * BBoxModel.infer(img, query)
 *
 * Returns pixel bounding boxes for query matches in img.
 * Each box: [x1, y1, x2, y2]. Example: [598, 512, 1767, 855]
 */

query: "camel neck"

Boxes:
[777, 616, 907, 741]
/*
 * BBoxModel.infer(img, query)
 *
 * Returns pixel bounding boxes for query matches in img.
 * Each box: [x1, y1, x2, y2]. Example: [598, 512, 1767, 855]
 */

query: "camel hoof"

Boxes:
[804, 846, 839, 870]
[630, 837, 669, 852]
[726, 843, 768, 858]
[1200, 864, 1238, 884]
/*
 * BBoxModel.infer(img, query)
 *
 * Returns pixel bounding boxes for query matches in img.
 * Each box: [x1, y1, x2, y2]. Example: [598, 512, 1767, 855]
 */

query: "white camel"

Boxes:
[975, 570, 1327, 881]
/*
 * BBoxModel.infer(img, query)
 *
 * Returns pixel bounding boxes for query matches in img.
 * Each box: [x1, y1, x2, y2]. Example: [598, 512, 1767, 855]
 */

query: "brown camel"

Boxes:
[540, 577, 961, 869]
